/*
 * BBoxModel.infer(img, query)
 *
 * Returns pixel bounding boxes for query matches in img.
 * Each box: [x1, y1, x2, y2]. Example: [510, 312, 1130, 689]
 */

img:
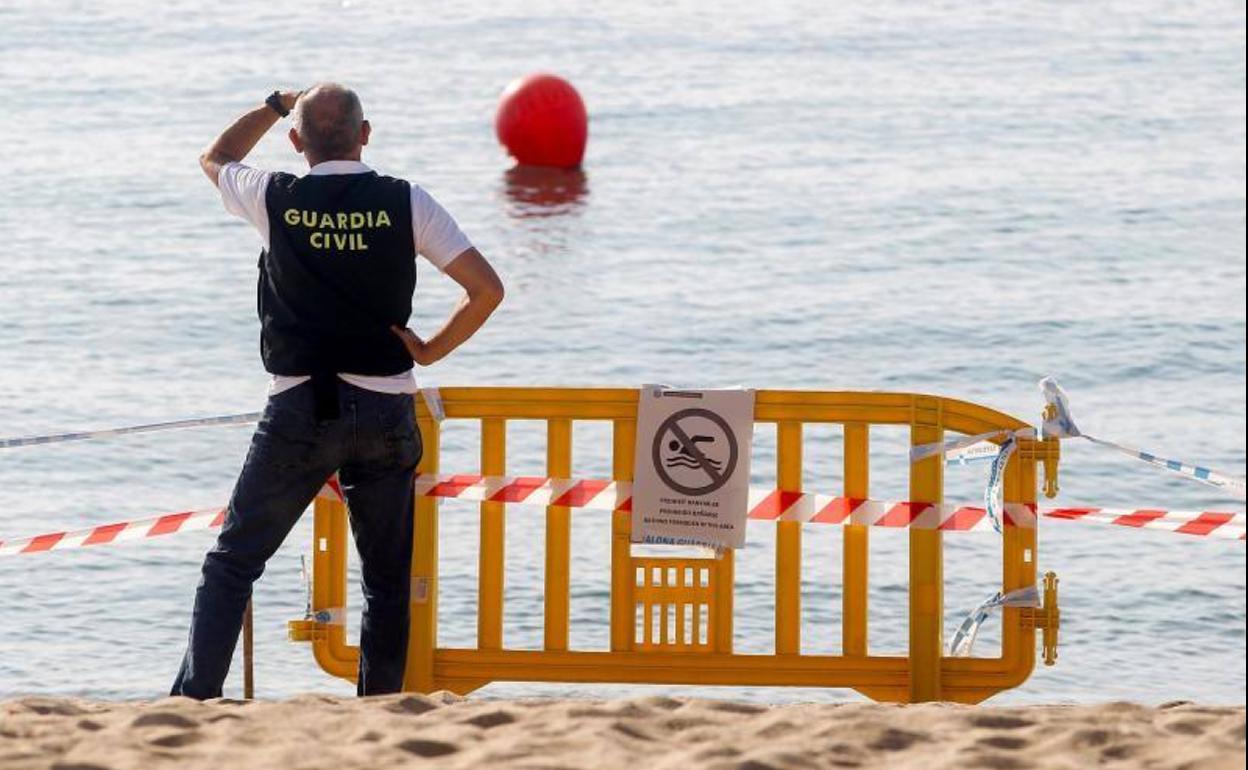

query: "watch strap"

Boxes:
[265, 91, 290, 118]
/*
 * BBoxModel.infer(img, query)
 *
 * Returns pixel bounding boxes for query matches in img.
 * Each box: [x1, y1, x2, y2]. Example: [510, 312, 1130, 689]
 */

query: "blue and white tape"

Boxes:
[911, 429, 1011, 464]
[1040, 377, 1246, 501]
[984, 434, 1019, 534]
[419, 387, 445, 422]
[945, 441, 1000, 466]
[918, 378, 1247, 505]
[911, 427, 1036, 465]
[0, 412, 262, 450]
[914, 427, 1035, 535]
[948, 584, 1041, 657]
[1, 387, 445, 450]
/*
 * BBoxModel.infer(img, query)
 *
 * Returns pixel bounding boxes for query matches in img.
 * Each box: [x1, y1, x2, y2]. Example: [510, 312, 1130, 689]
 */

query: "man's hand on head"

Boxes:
[279, 90, 303, 114]
[198, 88, 305, 187]
[391, 325, 439, 366]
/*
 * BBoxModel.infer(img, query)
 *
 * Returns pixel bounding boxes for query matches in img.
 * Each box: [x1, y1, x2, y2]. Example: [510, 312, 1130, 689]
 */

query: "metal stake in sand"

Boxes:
[243, 598, 255, 699]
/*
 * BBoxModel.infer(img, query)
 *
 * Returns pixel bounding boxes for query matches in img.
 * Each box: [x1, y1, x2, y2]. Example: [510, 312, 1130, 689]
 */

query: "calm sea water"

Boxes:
[1, 0, 1244, 706]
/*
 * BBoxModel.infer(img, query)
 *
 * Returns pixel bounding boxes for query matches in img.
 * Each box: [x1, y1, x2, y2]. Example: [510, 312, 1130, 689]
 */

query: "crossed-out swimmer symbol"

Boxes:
[651, 408, 739, 496]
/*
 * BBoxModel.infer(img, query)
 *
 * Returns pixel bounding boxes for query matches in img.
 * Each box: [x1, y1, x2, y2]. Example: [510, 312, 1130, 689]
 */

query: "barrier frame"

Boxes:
[291, 387, 1060, 703]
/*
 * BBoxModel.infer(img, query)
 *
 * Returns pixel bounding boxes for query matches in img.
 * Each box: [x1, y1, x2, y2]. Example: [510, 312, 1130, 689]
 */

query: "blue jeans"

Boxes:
[171, 380, 421, 698]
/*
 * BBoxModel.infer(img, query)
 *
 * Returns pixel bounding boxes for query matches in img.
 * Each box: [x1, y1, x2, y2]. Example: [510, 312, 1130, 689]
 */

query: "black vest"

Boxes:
[258, 170, 416, 379]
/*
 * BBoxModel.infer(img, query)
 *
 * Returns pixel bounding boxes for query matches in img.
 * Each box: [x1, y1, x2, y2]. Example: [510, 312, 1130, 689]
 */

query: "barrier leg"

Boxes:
[404, 414, 441, 692]
[843, 423, 869, 658]
[308, 496, 355, 680]
[713, 549, 735, 652]
[909, 412, 944, 702]
[776, 422, 802, 655]
[610, 419, 636, 651]
[478, 419, 507, 650]
[1001, 452, 1038, 681]
[545, 419, 572, 651]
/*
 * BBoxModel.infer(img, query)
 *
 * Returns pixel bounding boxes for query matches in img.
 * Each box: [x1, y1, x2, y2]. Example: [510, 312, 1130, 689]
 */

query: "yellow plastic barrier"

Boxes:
[289, 388, 1061, 703]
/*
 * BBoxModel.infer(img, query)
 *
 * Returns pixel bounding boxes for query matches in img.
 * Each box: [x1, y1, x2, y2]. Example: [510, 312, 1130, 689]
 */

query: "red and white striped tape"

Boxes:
[406, 473, 1037, 531]
[0, 506, 228, 557]
[2, 475, 1242, 557]
[0, 479, 344, 558]
[1043, 507, 1245, 541]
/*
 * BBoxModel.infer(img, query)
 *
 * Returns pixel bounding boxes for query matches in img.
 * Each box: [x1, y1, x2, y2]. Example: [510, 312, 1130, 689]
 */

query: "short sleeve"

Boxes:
[218, 162, 273, 247]
[410, 185, 473, 271]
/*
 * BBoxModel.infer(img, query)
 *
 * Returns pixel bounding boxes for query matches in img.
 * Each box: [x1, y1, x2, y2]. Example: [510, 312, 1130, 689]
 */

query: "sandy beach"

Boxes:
[1, 693, 1242, 770]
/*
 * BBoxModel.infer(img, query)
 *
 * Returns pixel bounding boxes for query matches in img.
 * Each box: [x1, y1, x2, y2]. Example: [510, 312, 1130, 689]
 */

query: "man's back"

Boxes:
[260, 170, 416, 378]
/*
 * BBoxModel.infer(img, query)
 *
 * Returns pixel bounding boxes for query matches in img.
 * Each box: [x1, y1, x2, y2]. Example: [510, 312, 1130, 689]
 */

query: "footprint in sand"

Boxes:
[705, 701, 767, 715]
[867, 728, 929, 752]
[385, 695, 441, 716]
[1163, 719, 1210, 735]
[396, 738, 459, 758]
[19, 699, 88, 717]
[130, 712, 199, 730]
[149, 731, 202, 748]
[610, 720, 655, 741]
[976, 735, 1029, 751]
[970, 714, 1035, 730]
[463, 709, 516, 729]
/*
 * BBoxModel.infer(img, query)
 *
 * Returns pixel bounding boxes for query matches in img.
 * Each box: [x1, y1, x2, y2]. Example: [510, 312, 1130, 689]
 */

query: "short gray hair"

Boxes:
[293, 83, 364, 160]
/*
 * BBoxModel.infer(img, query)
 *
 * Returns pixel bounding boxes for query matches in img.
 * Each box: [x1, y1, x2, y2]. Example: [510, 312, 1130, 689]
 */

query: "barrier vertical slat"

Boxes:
[545, 419, 572, 651]
[318, 494, 351, 667]
[909, 406, 944, 702]
[1001, 450, 1037, 669]
[660, 585, 670, 646]
[310, 493, 350, 675]
[611, 419, 637, 651]
[776, 421, 802, 655]
[676, 568, 686, 647]
[691, 588, 702, 647]
[642, 566, 653, 647]
[713, 550, 734, 652]
[843, 423, 869, 657]
[405, 411, 441, 692]
[479, 418, 506, 650]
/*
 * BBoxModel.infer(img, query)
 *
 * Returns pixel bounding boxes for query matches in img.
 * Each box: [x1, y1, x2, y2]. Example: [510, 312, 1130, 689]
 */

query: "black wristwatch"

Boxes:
[265, 91, 290, 118]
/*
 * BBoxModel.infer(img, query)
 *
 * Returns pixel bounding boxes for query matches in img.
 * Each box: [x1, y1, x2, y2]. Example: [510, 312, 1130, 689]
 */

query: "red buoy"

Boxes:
[495, 73, 588, 169]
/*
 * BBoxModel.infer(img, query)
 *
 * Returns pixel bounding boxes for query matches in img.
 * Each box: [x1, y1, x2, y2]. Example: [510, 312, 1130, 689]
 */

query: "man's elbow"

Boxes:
[483, 280, 505, 309]
[199, 149, 236, 185]
[198, 150, 220, 184]
[472, 277, 504, 311]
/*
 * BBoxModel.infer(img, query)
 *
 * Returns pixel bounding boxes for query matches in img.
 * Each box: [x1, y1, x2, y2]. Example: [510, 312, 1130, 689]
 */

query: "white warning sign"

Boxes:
[631, 386, 756, 549]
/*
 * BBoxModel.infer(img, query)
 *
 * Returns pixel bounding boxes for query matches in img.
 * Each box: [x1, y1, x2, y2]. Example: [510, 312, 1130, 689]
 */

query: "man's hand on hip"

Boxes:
[391, 326, 438, 366]
[394, 248, 504, 368]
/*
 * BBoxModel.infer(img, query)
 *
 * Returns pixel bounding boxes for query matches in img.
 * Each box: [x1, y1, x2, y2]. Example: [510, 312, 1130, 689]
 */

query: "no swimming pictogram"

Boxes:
[651, 408, 739, 496]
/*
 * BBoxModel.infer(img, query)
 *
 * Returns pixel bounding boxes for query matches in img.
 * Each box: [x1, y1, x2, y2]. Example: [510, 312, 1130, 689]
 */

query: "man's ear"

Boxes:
[360, 120, 371, 147]
[288, 127, 304, 154]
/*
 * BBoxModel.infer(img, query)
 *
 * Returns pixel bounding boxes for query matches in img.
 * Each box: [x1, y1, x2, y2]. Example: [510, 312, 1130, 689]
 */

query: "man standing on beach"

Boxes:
[172, 84, 503, 698]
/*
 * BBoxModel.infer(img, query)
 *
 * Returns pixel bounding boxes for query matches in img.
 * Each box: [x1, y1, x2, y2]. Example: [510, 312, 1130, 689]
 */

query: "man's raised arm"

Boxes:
[198, 91, 301, 187]
[391, 248, 505, 365]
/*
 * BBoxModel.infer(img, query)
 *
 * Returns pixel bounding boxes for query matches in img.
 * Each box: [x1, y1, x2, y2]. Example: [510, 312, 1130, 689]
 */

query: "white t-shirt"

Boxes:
[217, 159, 473, 396]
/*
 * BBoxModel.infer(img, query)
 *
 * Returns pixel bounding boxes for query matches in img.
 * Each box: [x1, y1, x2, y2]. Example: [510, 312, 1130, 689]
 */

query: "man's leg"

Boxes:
[339, 388, 420, 695]
[172, 385, 343, 699]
